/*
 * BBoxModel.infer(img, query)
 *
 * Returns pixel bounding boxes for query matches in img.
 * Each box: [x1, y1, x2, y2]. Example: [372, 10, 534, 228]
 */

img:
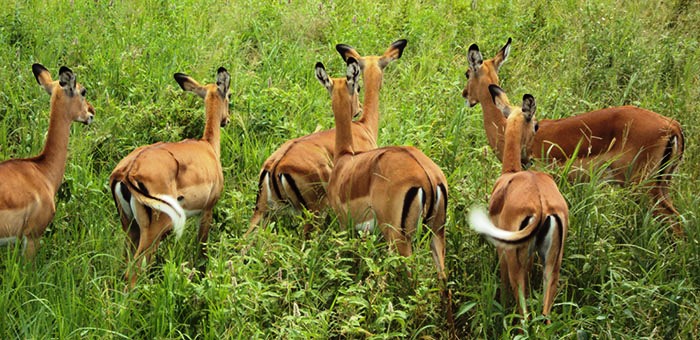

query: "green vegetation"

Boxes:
[1, 0, 698, 338]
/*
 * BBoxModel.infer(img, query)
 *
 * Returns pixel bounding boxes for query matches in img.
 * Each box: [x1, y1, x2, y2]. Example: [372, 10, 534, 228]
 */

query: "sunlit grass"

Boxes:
[0, 0, 698, 338]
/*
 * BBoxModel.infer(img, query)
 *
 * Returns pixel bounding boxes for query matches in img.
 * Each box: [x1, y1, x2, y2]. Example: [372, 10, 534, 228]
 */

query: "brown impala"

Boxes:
[247, 40, 408, 237]
[110, 67, 230, 286]
[463, 38, 684, 235]
[0, 64, 94, 258]
[470, 85, 568, 323]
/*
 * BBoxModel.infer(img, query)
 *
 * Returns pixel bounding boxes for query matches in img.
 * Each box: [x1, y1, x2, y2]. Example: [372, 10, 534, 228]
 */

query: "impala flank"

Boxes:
[463, 38, 684, 235]
[0, 64, 94, 258]
[247, 40, 408, 237]
[110, 67, 230, 286]
[470, 85, 569, 323]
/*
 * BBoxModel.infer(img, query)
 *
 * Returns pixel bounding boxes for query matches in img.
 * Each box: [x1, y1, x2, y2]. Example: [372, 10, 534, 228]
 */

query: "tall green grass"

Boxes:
[0, 0, 698, 338]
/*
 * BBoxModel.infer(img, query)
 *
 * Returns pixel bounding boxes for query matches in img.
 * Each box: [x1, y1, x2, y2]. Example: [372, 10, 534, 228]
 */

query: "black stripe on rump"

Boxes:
[658, 135, 677, 182]
[280, 173, 308, 209]
[535, 215, 552, 249]
[253, 170, 269, 210]
[401, 187, 423, 236]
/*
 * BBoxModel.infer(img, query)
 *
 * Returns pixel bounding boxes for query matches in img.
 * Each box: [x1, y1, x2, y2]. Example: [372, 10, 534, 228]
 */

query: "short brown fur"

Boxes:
[470, 87, 568, 322]
[246, 40, 407, 237]
[463, 38, 684, 235]
[110, 68, 230, 287]
[0, 64, 94, 258]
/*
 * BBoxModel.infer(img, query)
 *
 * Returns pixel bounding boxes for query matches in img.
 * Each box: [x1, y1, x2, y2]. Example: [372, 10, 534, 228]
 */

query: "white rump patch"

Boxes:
[114, 182, 134, 221]
[538, 215, 556, 261]
[279, 174, 292, 202]
[434, 187, 441, 214]
[153, 194, 186, 240]
[263, 172, 274, 205]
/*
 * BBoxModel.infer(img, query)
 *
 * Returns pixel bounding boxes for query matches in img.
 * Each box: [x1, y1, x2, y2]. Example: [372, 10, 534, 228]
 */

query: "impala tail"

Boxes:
[117, 179, 186, 239]
[469, 207, 546, 248]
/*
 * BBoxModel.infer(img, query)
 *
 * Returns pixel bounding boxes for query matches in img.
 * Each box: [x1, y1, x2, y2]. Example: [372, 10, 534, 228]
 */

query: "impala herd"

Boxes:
[0, 38, 686, 326]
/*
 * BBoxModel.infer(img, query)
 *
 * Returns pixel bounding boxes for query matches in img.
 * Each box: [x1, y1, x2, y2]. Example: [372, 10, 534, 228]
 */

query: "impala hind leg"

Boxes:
[539, 215, 566, 322]
[428, 185, 448, 280]
[23, 236, 39, 260]
[503, 249, 529, 319]
[126, 208, 172, 287]
[426, 187, 454, 333]
[649, 185, 683, 236]
[197, 209, 213, 272]
[124, 221, 140, 259]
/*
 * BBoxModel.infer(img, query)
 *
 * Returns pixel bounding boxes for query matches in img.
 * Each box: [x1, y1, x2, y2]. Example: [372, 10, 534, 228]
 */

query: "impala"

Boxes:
[328, 48, 448, 282]
[0, 64, 94, 258]
[247, 40, 408, 237]
[470, 85, 569, 323]
[110, 67, 230, 286]
[463, 38, 685, 235]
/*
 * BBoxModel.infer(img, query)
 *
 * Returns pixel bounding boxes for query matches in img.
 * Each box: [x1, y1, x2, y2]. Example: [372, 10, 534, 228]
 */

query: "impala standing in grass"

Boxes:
[463, 38, 684, 235]
[0, 64, 94, 258]
[247, 40, 408, 237]
[110, 67, 230, 286]
[470, 85, 569, 323]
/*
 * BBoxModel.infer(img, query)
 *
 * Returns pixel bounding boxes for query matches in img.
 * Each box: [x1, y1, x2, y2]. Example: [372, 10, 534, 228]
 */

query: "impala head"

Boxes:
[32, 63, 95, 125]
[462, 38, 511, 107]
[335, 39, 407, 87]
[315, 58, 361, 118]
[174, 67, 231, 127]
[489, 84, 537, 168]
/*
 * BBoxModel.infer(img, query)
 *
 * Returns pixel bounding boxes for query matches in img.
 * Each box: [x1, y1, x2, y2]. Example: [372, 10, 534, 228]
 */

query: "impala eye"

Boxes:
[534, 122, 539, 132]
[80, 88, 87, 97]
[465, 70, 470, 79]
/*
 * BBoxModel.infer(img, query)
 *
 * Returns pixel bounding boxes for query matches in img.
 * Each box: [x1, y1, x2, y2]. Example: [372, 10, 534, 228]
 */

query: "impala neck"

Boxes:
[333, 85, 357, 160]
[36, 97, 73, 192]
[202, 94, 223, 159]
[359, 64, 383, 140]
[501, 116, 523, 174]
[478, 83, 507, 161]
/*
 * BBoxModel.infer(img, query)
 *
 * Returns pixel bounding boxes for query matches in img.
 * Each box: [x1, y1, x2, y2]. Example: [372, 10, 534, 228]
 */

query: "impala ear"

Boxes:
[382, 39, 407, 61]
[32, 63, 54, 94]
[379, 39, 408, 69]
[467, 43, 483, 73]
[58, 66, 76, 96]
[315, 62, 332, 92]
[335, 43, 361, 62]
[216, 67, 230, 98]
[346, 57, 360, 95]
[522, 94, 536, 121]
[488, 84, 511, 117]
[174, 73, 207, 98]
[493, 37, 511, 71]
